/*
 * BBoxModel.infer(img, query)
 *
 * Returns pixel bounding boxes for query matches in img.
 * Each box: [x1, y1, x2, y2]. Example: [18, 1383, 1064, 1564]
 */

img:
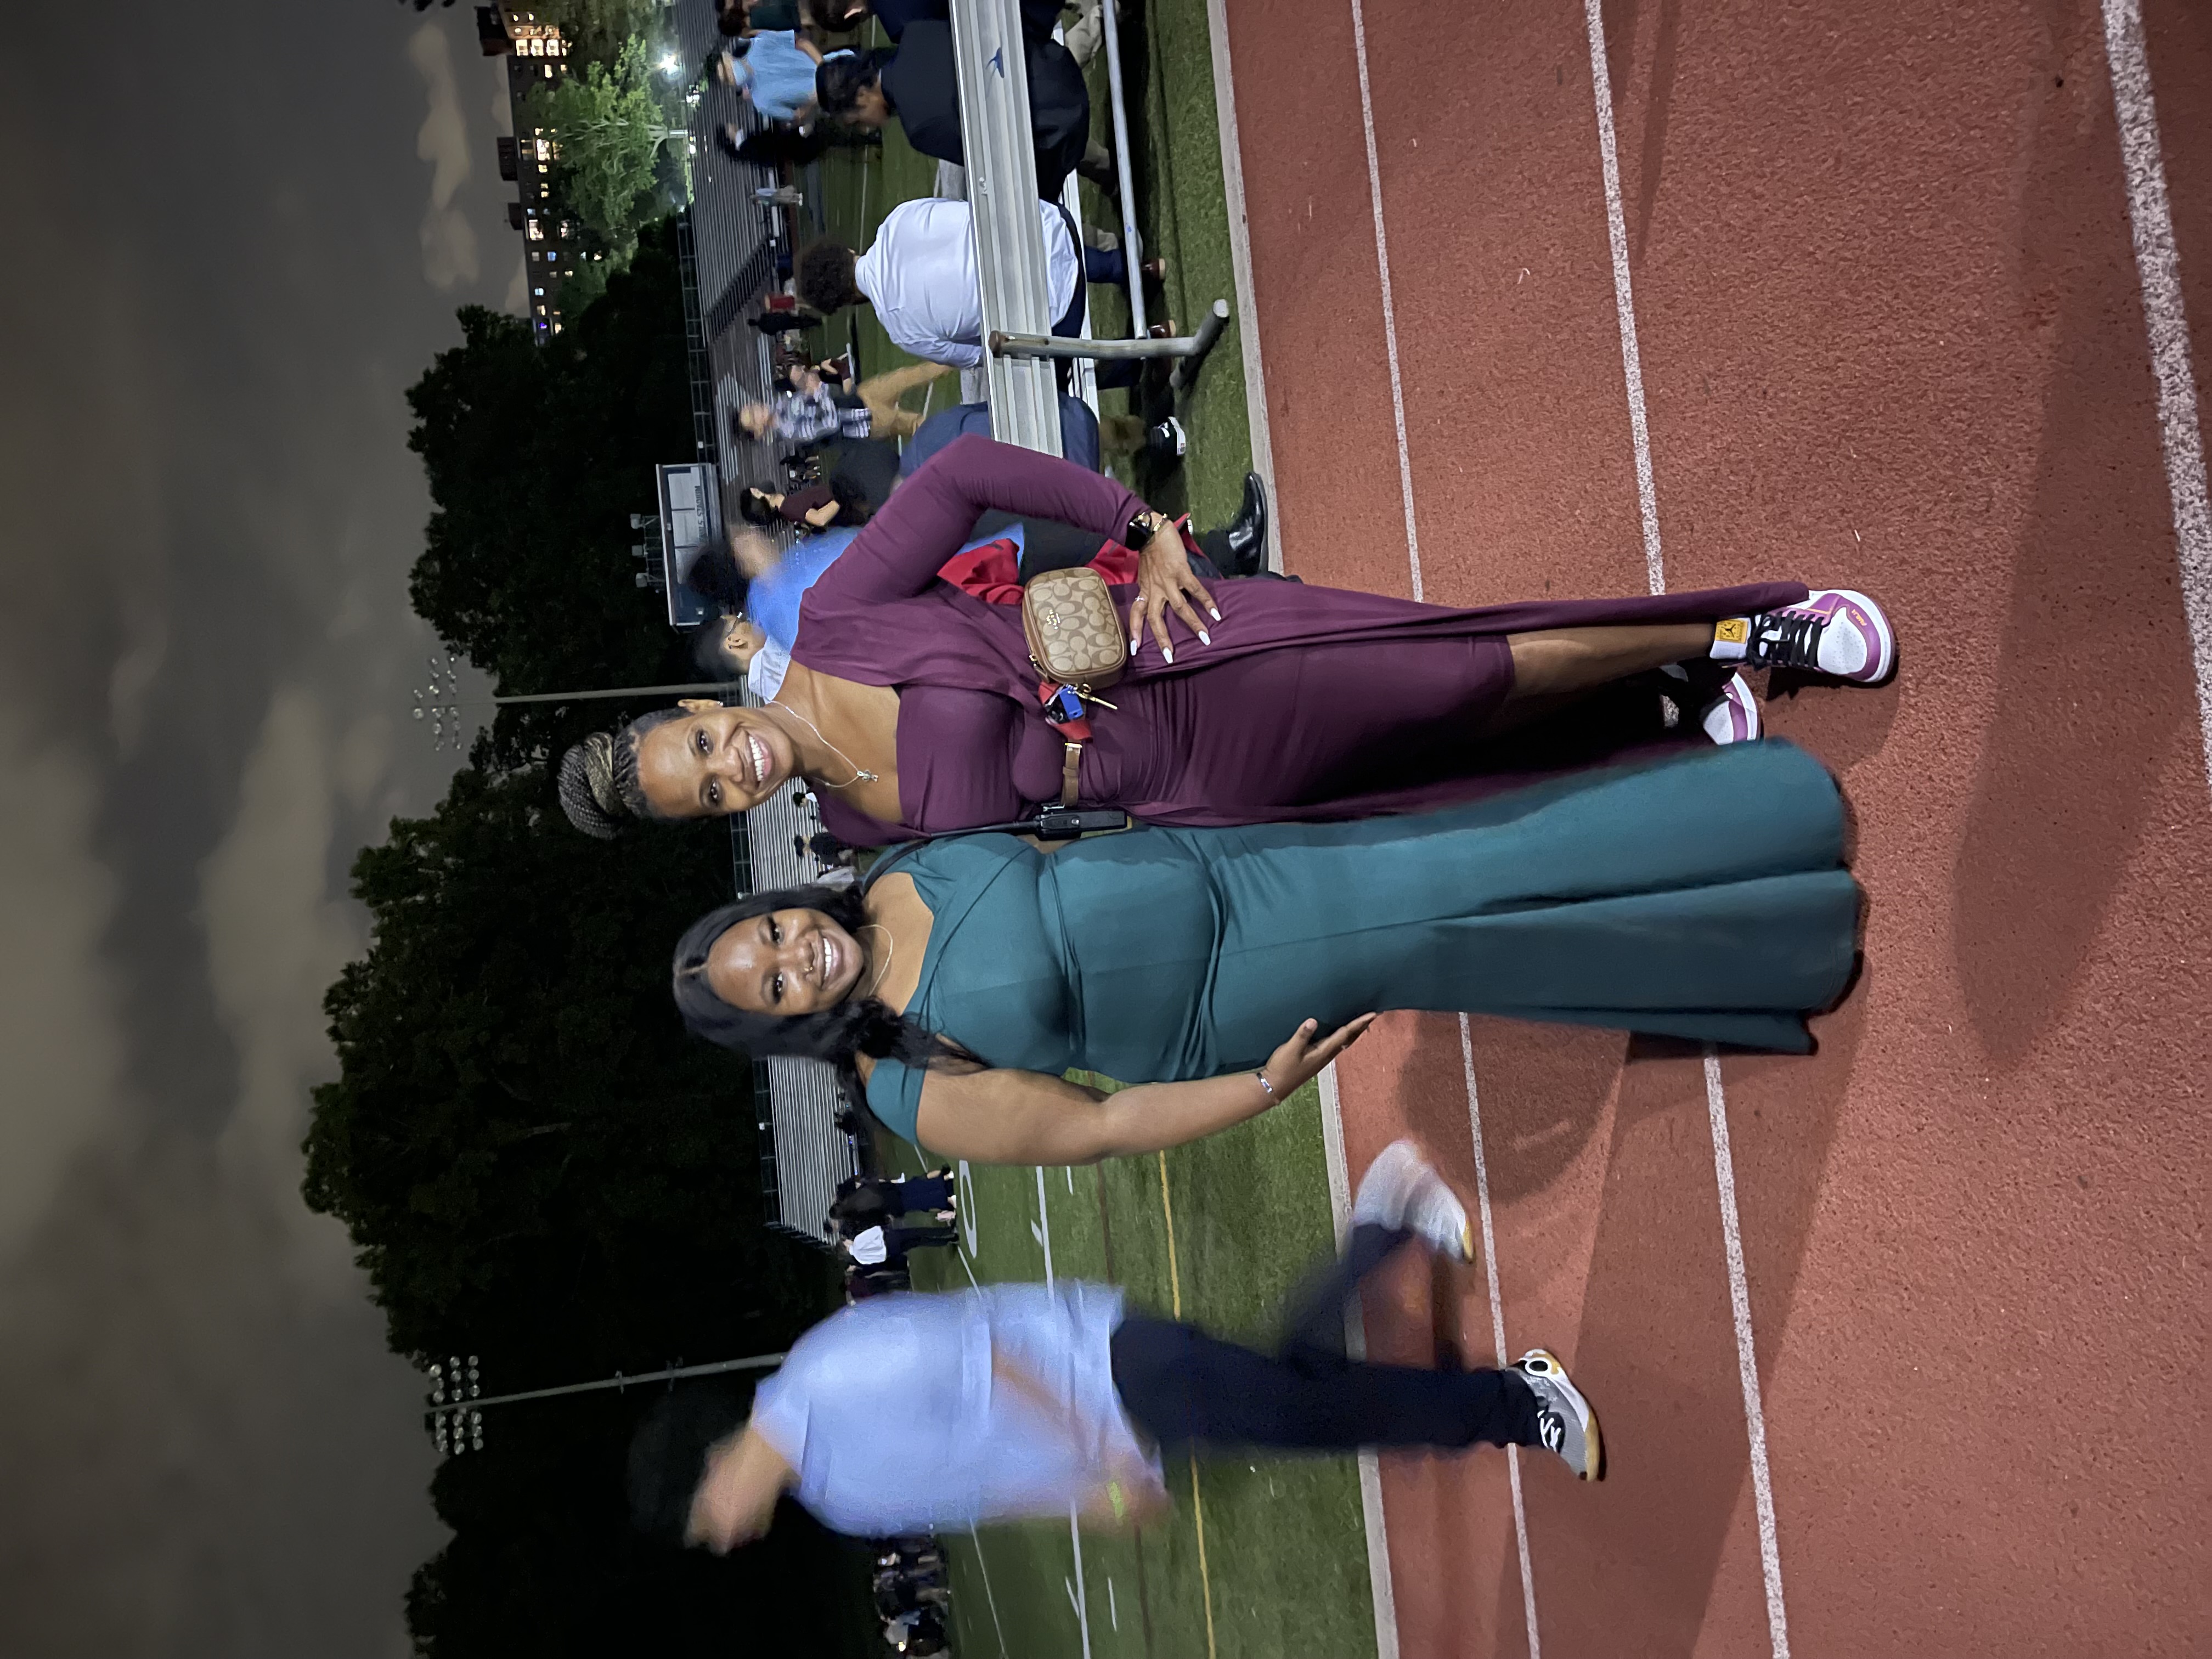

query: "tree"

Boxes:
[526, 38, 684, 247]
[305, 758, 867, 1656]
[405, 215, 701, 765]
[332, 205, 870, 1655]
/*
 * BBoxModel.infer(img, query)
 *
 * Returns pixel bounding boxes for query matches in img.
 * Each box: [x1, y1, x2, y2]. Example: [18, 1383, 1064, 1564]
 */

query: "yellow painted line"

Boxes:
[1155, 1152, 1217, 1659]
[1188, 1452, 1218, 1659]
[1156, 1150, 1183, 1319]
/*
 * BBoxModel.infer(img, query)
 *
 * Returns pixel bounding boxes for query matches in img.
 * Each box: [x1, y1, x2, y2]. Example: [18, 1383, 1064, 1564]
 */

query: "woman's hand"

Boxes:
[1128, 520, 1219, 664]
[1261, 1013, 1379, 1098]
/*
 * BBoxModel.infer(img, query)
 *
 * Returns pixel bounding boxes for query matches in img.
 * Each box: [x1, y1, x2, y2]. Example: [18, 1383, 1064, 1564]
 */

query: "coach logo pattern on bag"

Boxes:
[1023, 566, 1128, 693]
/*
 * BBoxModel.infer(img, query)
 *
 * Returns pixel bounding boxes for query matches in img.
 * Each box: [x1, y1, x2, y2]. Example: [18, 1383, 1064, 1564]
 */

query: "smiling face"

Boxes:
[635, 704, 798, 819]
[705, 906, 867, 1014]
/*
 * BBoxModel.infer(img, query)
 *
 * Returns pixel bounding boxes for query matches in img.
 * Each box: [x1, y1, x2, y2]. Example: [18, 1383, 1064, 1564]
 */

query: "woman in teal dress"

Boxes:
[670, 742, 1863, 1165]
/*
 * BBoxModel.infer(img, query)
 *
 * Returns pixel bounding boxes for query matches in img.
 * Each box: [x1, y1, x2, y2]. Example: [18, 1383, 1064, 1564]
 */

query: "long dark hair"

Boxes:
[671, 884, 975, 1115]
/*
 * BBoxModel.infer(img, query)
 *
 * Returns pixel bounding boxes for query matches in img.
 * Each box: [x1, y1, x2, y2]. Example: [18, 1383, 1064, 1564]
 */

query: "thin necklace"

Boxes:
[858, 923, 894, 997]
[767, 698, 879, 788]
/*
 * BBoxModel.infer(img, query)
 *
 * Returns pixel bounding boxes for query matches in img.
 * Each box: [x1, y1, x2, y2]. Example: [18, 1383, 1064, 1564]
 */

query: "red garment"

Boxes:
[934, 536, 1141, 605]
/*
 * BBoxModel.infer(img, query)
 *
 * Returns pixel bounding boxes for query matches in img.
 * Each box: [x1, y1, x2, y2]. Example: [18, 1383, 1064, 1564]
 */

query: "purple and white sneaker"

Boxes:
[1720, 589, 1897, 684]
[1699, 672, 1761, 744]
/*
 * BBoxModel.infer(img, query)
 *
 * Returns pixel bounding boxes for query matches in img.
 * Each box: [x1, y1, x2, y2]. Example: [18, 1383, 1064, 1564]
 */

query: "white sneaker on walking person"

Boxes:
[1352, 1139, 1474, 1263]
[1513, 1349, 1605, 1480]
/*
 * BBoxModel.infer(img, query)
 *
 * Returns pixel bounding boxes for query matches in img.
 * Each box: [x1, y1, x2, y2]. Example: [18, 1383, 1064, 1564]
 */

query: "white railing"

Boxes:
[946, 0, 1066, 454]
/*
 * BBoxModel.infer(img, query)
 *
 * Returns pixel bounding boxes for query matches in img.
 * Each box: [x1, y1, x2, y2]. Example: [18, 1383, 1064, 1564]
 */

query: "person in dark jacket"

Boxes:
[831, 1171, 958, 1234]
[817, 31, 1113, 199]
[803, 0, 1066, 41]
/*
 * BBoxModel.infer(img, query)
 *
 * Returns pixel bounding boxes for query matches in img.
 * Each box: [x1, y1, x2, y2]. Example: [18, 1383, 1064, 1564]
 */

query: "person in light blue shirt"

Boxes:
[628, 1144, 1605, 1548]
[709, 32, 822, 123]
[684, 522, 1017, 702]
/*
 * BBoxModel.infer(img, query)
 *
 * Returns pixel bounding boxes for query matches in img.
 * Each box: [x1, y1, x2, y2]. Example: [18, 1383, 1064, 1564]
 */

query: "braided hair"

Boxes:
[671, 885, 977, 1116]
[555, 708, 689, 839]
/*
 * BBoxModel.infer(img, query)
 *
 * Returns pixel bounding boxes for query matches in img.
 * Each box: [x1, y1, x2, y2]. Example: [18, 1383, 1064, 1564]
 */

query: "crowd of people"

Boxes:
[830, 1168, 960, 1296]
[870, 1538, 950, 1655]
[548, 0, 1902, 1614]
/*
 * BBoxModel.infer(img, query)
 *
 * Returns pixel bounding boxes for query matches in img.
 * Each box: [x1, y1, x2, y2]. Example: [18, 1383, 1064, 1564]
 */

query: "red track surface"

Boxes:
[1218, 1, 2211, 1653]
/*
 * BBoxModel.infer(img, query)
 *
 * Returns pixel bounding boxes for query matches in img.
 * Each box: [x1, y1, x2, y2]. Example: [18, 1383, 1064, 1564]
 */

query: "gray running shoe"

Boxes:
[1513, 1349, 1604, 1481]
[1352, 1140, 1473, 1263]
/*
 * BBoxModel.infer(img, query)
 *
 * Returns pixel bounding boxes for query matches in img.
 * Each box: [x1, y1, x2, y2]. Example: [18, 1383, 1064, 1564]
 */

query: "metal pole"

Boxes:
[1098, 0, 1147, 337]
[435, 1352, 788, 1415]
[490, 680, 739, 706]
[991, 298, 1228, 363]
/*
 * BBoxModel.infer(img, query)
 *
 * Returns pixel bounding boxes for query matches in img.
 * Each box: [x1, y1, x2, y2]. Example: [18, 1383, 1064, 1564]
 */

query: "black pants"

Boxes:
[1053, 206, 1142, 391]
[888, 1175, 954, 1212]
[1108, 1224, 1539, 1453]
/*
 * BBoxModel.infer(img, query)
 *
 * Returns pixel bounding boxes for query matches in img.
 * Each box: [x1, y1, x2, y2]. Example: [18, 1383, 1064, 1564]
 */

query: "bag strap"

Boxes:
[859, 804, 1133, 894]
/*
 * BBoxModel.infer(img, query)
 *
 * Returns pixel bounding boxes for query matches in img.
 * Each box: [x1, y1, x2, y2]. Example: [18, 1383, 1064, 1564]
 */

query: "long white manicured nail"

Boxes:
[1162, 646, 1174, 664]
[1197, 629, 1211, 645]
[1209, 607, 1221, 621]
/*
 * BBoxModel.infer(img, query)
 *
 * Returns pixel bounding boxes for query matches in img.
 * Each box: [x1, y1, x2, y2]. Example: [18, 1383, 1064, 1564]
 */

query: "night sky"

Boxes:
[0, 5, 539, 1651]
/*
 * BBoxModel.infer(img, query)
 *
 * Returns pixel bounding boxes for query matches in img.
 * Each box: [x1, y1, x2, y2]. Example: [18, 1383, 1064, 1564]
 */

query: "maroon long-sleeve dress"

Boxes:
[791, 436, 1805, 847]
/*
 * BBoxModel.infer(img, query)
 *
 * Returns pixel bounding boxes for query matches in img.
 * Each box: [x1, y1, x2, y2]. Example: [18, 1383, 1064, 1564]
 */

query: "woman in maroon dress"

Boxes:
[557, 436, 1895, 845]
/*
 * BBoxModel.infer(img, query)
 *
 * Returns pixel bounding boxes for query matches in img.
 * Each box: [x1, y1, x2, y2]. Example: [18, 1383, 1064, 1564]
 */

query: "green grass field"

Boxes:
[803, 9, 1376, 1652]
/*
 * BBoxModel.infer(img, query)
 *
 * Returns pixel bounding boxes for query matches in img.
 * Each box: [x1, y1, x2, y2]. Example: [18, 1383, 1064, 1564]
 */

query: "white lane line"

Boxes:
[2101, 0, 2212, 791]
[1578, 6, 1791, 1649]
[1317, 1063, 1401, 1659]
[1204, 0, 1284, 571]
[1459, 1017, 1542, 1659]
[1066, 1517, 1093, 1659]
[1347, 0, 1541, 1624]
[1578, 0, 1667, 594]
[1032, 1165, 1056, 1289]
[1703, 1054, 1790, 1657]
[968, 1523, 1012, 1659]
[1233, 0, 1404, 1630]
[1348, 0, 1425, 597]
